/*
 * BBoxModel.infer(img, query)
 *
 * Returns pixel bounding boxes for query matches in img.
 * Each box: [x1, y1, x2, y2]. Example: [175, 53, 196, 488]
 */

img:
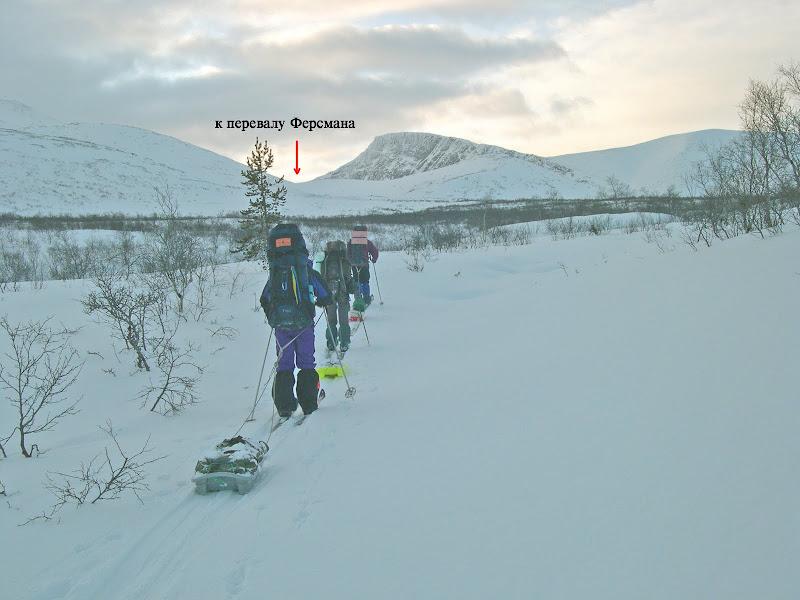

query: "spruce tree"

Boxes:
[233, 138, 286, 267]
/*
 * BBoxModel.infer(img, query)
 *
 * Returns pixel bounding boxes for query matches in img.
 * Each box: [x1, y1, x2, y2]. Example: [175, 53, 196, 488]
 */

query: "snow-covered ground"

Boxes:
[1, 223, 798, 599]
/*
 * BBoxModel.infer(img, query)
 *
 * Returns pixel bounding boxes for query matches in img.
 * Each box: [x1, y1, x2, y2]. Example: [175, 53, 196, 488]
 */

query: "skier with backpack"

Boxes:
[347, 225, 379, 309]
[259, 224, 332, 418]
[320, 240, 355, 356]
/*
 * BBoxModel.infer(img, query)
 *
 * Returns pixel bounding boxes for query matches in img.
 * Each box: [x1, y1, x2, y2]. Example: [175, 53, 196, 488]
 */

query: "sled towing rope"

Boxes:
[192, 316, 327, 495]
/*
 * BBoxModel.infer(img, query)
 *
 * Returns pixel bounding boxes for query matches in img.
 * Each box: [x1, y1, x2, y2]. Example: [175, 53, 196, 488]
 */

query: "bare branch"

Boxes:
[29, 421, 165, 523]
[138, 342, 203, 415]
[0, 317, 82, 457]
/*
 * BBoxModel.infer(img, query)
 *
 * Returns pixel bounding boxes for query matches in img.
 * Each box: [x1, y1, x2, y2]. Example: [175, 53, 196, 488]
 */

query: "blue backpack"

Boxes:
[265, 224, 315, 330]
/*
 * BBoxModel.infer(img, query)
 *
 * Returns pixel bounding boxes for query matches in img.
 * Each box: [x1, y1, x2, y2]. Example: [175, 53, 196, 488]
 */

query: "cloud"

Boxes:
[263, 25, 564, 79]
[519, 0, 800, 155]
[550, 95, 593, 116]
[1, 0, 797, 178]
[0, 3, 571, 176]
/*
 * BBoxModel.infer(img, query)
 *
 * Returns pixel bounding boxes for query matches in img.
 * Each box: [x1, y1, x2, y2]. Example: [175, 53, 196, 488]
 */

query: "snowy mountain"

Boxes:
[0, 99, 59, 129]
[0, 98, 741, 216]
[307, 129, 740, 202]
[325, 131, 574, 180]
[0, 99, 249, 215]
[551, 129, 741, 194]
[312, 131, 597, 200]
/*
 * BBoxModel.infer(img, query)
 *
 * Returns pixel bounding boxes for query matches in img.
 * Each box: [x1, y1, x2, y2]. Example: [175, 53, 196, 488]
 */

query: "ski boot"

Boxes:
[273, 371, 297, 417]
[296, 369, 321, 415]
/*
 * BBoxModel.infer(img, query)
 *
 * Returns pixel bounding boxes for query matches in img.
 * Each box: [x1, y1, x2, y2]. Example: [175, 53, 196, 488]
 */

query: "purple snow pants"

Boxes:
[275, 326, 316, 372]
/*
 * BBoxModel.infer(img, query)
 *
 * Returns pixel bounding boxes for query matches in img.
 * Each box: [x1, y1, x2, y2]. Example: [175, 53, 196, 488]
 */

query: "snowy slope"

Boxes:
[324, 131, 576, 181]
[303, 130, 741, 203]
[2, 99, 742, 216]
[551, 129, 740, 194]
[299, 152, 596, 203]
[1, 223, 798, 599]
[0, 99, 254, 216]
[311, 131, 598, 200]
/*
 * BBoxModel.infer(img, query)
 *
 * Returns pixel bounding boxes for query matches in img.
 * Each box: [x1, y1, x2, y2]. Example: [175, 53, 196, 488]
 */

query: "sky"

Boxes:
[1, 0, 799, 179]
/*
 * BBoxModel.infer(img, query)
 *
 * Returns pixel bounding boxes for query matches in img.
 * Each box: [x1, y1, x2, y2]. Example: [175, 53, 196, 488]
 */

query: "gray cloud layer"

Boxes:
[0, 0, 644, 176]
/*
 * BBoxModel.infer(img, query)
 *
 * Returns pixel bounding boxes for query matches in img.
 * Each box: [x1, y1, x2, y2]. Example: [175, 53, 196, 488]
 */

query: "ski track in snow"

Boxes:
[2, 224, 799, 599]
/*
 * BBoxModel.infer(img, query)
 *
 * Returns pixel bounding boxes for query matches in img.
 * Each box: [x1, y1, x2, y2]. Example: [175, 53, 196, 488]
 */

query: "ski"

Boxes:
[270, 415, 291, 432]
[295, 388, 325, 427]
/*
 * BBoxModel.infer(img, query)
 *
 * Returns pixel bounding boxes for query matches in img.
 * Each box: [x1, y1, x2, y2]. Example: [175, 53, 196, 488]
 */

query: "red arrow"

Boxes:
[293, 140, 301, 175]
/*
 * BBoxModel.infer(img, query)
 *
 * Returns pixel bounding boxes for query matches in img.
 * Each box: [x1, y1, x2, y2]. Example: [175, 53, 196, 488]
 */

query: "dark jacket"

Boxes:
[347, 240, 379, 266]
[260, 260, 331, 316]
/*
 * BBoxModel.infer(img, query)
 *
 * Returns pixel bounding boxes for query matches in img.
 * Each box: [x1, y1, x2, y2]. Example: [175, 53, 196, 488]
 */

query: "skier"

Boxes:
[320, 240, 355, 356]
[347, 225, 379, 308]
[260, 223, 332, 418]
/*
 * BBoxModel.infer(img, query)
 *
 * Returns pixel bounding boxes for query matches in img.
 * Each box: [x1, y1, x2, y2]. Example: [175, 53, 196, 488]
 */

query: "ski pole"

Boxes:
[241, 314, 322, 432]
[243, 328, 273, 424]
[322, 309, 356, 398]
[360, 313, 371, 346]
[371, 261, 384, 305]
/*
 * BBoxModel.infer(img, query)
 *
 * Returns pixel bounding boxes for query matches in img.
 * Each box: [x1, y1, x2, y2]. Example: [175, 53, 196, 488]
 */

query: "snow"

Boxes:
[302, 152, 597, 203]
[1, 221, 798, 599]
[551, 129, 740, 194]
[1, 99, 740, 216]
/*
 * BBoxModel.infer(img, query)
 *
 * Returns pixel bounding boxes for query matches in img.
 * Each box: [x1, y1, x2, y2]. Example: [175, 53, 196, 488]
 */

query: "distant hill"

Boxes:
[0, 99, 740, 216]
[550, 129, 740, 194]
[0, 99, 247, 215]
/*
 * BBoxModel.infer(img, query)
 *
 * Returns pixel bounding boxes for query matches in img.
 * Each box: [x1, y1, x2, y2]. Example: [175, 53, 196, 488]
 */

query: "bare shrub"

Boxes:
[0, 317, 82, 457]
[588, 215, 612, 235]
[597, 175, 634, 200]
[685, 61, 800, 245]
[141, 188, 202, 314]
[47, 232, 101, 280]
[546, 217, 585, 240]
[0, 232, 45, 292]
[189, 257, 219, 321]
[545, 218, 560, 240]
[110, 230, 139, 278]
[428, 224, 466, 251]
[82, 270, 168, 371]
[227, 267, 248, 299]
[306, 227, 328, 255]
[511, 225, 532, 245]
[208, 324, 238, 340]
[405, 249, 426, 272]
[138, 342, 203, 414]
[402, 227, 435, 271]
[27, 421, 163, 522]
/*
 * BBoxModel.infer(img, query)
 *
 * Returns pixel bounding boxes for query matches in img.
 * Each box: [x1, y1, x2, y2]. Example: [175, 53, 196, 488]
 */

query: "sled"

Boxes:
[317, 364, 346, 379]
[193, 436, 268, 495]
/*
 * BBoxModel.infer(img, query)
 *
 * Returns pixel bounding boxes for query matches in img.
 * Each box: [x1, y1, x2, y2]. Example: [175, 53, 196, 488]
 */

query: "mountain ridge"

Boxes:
[320, 131, 576, 181]
[0, 99, 740, 215]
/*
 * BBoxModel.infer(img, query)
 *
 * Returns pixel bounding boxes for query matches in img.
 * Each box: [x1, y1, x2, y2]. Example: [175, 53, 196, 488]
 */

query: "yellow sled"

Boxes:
[317, 364, 346, 379]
